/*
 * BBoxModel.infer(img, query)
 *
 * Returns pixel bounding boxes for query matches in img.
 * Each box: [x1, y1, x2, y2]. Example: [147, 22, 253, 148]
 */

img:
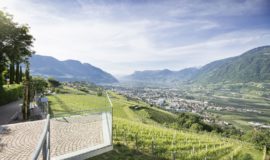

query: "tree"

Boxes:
[19, 66, 23, 82]
[242, 129, 270, 150]
[22, 62, 30, 120]
[97, 88, 103, 96]
[190, 123, 203, 132]
[0, 10, 34, 88]
[31, 77, 48, 94]
[0, 10, 34, 120]
[7, 25, 34, 84]
[48, 78, 61, 88]
[15, 63, 20, 83]
[9, 63, 15, 84]
[0, 11, 15, 90]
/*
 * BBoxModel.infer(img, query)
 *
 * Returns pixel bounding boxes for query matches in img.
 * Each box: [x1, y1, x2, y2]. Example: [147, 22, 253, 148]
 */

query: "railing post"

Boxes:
[32, 114, 50, 160]
[42, 138, 47, 159]
[47, 119, 50, 160]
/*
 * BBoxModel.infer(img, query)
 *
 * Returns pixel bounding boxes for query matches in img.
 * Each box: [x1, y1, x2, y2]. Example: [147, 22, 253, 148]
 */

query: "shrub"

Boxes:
[97, 91, 103, 96]
[31, 77, 48, 94]
[55, 88, 60, 93]
[0, 84, 23, 106]
[243, 129, 270, 150]
[47, 78, 61, 88]
[239, 153, 253, 160]
[79, 88, 89, 93]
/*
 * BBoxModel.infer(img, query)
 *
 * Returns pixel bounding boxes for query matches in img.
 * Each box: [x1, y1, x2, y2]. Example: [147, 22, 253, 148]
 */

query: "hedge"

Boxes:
[0, 84, 23, 106]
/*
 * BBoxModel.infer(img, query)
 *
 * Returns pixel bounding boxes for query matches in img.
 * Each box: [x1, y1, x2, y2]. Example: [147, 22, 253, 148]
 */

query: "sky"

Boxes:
[0, 0, 270, 76]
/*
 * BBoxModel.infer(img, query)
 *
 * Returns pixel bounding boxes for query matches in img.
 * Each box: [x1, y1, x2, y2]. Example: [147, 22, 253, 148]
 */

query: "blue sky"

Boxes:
[1, 0, 270, 76]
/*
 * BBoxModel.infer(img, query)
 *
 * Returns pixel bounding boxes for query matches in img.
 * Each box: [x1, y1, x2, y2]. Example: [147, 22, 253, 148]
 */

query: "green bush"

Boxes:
[239, 153, 253, 160]
[97, 91, 103, 96]
[0, 84, 23, 106]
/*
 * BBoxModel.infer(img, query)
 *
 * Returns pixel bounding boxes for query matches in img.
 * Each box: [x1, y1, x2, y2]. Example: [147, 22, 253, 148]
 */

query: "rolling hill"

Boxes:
[29, 55, 118, 84]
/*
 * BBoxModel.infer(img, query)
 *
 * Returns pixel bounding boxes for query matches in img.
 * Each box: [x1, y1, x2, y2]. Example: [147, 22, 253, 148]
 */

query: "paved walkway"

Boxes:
[51, 114, 103, 158]
[0, 114, 104, 160]
[0, 100, 22, 125]
[0, 120, 44, 160]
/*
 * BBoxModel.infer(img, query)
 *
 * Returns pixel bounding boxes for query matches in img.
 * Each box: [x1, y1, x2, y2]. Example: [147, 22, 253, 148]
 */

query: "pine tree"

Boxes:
[9, 62, 15, 84]
[15, 62, 20, 84]
[19, 66, 23, 82]
[0, 70, 3, 92]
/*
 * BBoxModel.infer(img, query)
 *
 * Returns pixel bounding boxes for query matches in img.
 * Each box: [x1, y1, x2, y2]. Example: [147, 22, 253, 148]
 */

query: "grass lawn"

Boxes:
[48, 94, 110, 117]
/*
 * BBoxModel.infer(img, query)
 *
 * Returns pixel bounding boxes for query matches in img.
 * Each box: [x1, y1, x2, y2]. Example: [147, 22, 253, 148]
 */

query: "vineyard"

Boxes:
[92, 118, 262, 160]
[48, 86, 264, 160]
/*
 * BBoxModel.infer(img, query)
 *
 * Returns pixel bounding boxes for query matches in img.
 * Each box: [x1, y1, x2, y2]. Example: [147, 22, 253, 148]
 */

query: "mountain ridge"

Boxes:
[125, 46, 270, 84]
[193, 45, 270, 83]
[124, 67, 199, 83]
[29, 55, 118, 84]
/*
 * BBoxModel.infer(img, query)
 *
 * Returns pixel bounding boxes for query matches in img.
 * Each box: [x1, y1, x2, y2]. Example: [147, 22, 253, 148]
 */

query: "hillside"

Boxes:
[193, 46, 270, 83]
[48, 86, 263, 160]
[29, 55, 118, 84]
[124, 46, 270, 84]
[94, 118, 262, 160]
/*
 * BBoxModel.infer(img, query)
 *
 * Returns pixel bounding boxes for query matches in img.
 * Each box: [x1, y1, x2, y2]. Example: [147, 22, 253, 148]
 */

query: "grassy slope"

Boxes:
[48, 87, 110, 117]
[48, 87, 262, 160]
[109, 91, 177, 125]
[96, 92, 262, 160]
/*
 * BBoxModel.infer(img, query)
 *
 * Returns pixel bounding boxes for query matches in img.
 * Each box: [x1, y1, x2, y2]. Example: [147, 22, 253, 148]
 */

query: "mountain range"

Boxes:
[124, 46, 270, 84]
[124, 68, 198, 83]
[29, 55, 118, 84]
[29, 46, 270, 85]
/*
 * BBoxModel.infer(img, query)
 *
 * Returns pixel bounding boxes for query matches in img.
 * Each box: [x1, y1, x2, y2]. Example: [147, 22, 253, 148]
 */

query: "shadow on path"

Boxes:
[0, 100, 22, 125]
[0, 126, 11, 152]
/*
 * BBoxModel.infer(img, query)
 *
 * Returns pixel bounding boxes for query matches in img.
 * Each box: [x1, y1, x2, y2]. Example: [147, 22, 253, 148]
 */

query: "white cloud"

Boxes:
[0, 0, 269, 76]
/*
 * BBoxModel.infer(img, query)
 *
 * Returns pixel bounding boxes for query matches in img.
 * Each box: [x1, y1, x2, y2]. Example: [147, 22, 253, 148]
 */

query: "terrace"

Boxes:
[0, 92, 113, 160]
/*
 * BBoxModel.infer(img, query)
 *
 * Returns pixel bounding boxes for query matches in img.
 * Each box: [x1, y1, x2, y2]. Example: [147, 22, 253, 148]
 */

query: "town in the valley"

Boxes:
[108, 85, 270, 129]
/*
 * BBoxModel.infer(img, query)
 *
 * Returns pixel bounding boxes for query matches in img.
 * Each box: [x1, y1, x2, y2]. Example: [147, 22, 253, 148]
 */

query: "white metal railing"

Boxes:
[106, 91, 113, 107]
[53, 92, 113, 159]
[106, 91, 113, 144]
[32, 92, 112, 159]
[32, 114, 50, 160]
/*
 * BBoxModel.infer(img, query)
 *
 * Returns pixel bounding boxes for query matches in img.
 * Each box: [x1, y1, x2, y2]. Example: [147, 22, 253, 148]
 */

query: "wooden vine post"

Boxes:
[135, 133, 138, 151]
